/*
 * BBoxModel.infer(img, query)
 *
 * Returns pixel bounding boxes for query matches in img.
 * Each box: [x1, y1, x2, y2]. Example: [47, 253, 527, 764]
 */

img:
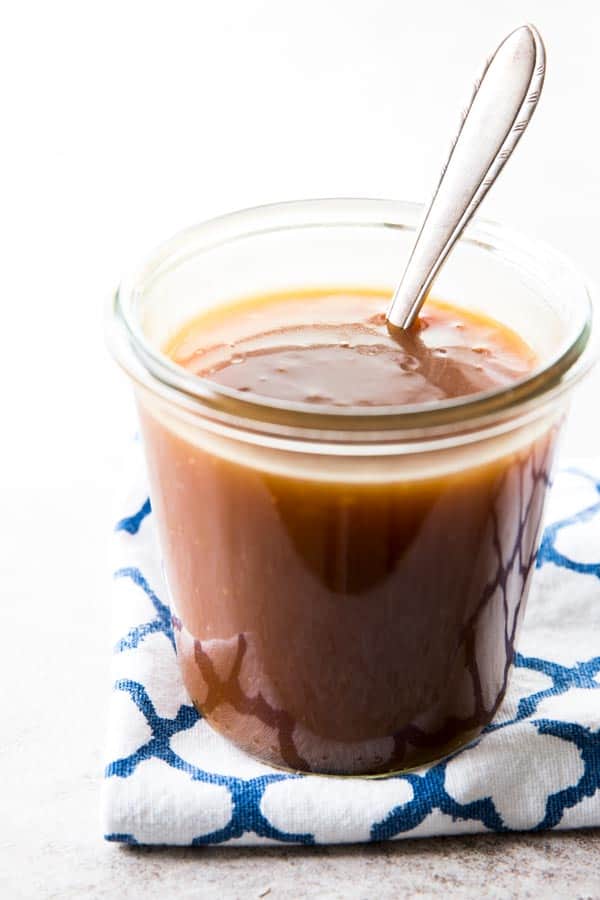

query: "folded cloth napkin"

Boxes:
[102, 456, 600, 846]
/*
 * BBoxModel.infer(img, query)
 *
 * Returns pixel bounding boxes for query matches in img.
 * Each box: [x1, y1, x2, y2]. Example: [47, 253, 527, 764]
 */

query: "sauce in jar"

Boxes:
[167, 288, 536, 406]
[138, 288, 555, 774]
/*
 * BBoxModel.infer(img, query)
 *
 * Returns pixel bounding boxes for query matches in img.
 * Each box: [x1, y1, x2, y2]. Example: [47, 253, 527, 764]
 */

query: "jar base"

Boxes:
[191, 698, 484, 778]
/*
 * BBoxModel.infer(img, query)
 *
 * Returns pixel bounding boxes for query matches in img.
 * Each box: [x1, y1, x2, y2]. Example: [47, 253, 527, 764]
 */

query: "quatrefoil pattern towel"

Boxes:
[103, 460, 600, 846]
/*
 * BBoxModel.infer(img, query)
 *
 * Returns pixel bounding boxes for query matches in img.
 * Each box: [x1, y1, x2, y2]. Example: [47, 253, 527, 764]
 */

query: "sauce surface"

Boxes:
[141, 287, 554, 775]
[166, 289, 537, 405]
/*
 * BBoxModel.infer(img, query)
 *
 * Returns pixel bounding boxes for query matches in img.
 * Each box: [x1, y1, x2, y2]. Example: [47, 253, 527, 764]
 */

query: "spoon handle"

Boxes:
[387, 24, 546, 330]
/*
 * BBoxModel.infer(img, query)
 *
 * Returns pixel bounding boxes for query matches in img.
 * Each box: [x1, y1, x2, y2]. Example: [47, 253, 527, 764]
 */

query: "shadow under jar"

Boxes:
[108, 199, 597, 776]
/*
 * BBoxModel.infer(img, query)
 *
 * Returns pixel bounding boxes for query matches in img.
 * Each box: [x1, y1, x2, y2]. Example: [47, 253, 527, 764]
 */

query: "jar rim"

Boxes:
[108, 197, 598, 439]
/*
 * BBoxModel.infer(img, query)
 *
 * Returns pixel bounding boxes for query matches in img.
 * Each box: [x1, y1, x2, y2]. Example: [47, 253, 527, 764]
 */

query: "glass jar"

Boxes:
[108, 199, 597, 776]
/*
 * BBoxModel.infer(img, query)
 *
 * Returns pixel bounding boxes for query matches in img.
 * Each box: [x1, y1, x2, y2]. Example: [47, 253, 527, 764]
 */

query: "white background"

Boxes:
[1, 1, 599, 895]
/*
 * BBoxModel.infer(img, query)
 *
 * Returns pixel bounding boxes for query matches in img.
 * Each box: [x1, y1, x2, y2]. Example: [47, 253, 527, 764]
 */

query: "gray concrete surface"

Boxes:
[114, 832, 600, 899]
[4, 830, 599, 899]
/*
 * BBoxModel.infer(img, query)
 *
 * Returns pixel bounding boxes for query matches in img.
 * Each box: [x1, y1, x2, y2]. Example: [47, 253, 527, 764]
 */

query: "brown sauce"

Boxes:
[167, 288, 536, 406]
[138, 288, 556, 775]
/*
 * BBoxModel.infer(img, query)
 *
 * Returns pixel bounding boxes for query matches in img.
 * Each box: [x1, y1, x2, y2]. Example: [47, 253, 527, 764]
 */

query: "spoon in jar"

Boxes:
[386, 24, 546, 332]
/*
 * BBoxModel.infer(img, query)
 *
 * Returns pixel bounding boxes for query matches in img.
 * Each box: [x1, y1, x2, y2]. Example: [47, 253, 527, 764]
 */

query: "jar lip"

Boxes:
[109, 197, 598, 435]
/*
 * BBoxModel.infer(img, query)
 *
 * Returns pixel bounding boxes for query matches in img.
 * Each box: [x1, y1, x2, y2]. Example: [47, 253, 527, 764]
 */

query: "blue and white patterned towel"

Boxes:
[103, 458, 600, 846]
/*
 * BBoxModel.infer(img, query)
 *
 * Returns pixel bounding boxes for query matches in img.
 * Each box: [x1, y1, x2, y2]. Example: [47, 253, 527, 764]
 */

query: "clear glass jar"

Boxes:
[108, 199, 597, 776]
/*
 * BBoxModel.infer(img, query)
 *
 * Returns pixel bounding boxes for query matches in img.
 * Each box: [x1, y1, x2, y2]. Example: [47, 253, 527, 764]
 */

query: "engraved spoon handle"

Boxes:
[387, 24, 546, 331]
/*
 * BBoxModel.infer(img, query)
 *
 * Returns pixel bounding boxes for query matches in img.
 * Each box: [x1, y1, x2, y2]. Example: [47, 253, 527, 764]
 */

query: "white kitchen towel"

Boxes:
[102, 459, 600, 846]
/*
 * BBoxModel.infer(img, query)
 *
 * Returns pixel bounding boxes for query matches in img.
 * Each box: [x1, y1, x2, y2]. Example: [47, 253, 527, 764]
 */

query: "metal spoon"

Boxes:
[386, 24, 546, 331]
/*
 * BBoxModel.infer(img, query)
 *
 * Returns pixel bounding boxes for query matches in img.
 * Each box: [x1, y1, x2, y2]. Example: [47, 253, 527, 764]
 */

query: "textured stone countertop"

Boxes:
[107, 831, 598, 898]
[6, 824, 600, 898]
[3, 1, 600, 896]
